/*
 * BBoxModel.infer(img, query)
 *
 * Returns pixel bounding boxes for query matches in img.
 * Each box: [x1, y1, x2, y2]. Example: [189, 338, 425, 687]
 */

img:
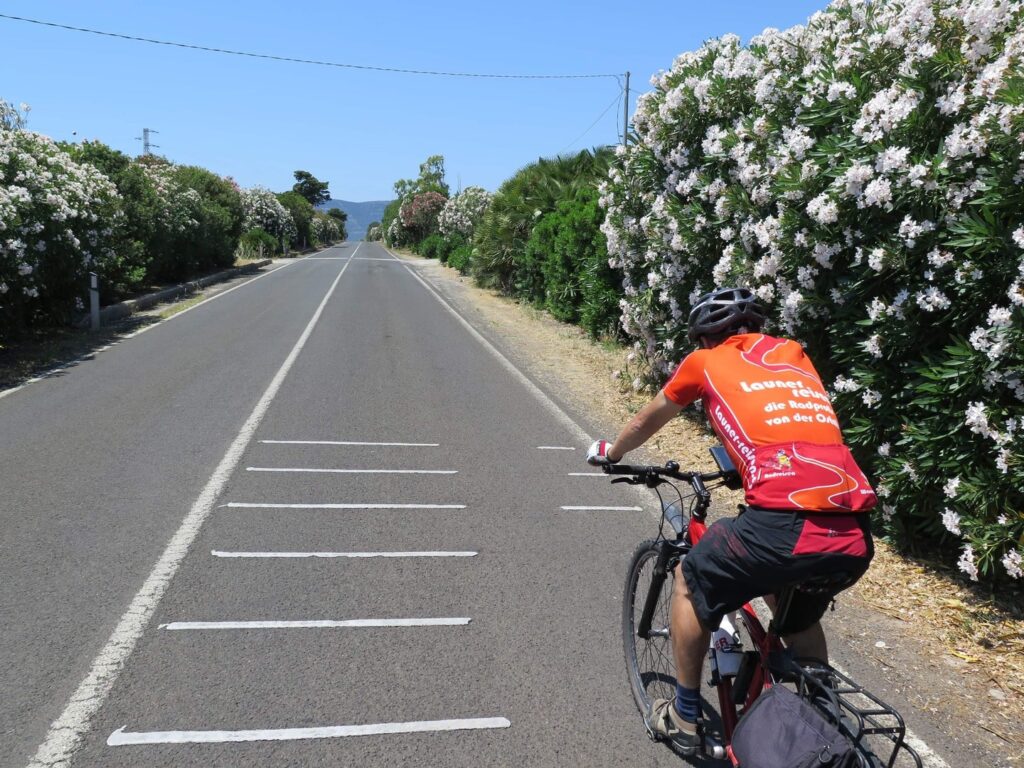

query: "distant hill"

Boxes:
[320, 199, 393, 241]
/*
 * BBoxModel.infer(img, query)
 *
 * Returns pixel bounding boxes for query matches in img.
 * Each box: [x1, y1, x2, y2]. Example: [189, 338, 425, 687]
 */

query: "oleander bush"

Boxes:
[241, 186, 295, 252]
[398, 191, 447, 243]
[438, 186, 493, 241]
[65, 141, 161, 299]
[310, 212, 341, 246]
[600, 0, 1023, 580]
[0, 127, 122, 334]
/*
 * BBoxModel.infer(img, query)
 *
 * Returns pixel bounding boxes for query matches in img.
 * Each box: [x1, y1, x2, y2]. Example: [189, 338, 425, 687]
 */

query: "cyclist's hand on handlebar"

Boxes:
[587, 439, 620, 466]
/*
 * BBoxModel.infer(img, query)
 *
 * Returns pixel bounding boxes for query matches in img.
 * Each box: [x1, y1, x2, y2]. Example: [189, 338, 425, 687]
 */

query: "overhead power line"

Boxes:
[560, 91, 623, 154]
[0, 13, 620, 80]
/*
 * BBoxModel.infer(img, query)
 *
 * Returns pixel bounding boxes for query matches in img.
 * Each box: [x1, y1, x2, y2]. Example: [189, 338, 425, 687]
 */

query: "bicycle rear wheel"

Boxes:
[622, 539, 678, 717]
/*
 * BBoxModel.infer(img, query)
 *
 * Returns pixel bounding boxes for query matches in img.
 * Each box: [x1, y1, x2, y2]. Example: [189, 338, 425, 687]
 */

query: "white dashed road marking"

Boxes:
[245, 467, 457, 475]
[107, 717, 512, 745]
[537, 445, 575, 450]
[222, 502, 465, 509]
[560, 505, 643, 511]
[261, 439, 439, 447]
[211, 550, 478, 559]
[160, 618, 472, 630]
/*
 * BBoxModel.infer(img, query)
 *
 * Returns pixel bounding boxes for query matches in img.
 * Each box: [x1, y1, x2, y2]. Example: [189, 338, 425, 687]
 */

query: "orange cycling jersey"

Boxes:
[663, 333, 876, 513]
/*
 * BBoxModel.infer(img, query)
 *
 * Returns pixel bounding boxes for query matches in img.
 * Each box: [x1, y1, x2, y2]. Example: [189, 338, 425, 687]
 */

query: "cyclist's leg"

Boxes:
[763, 593, 828, 663]
[670, 561, 710, 690]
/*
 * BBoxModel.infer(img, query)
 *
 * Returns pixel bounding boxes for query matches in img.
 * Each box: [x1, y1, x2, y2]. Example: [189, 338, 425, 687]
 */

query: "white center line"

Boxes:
[27, 247, 361, 768]
[108, 717, 512, 745]
[537, 445, 575, 450]
[567, 472, 605, 477]
[261, 440, 439, 447]
[559, 505, 643, 511]
[211, 550, 478, 558]
[222, 502, 465, 509]
[160, 618, 471, 630]
[246, 467, 457, 475]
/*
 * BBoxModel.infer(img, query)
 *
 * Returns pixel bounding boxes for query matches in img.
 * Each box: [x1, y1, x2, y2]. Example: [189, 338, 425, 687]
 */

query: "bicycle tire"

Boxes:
[622, 539, 678, 717]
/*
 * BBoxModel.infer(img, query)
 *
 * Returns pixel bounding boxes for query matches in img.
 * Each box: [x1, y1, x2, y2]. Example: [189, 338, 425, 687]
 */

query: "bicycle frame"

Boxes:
[611, 458, 922, 768]
[617, 461, 776, 745]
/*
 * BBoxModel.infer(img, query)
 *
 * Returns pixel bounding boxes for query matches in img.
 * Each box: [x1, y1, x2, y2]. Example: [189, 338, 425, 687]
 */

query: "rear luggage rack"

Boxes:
[774, 657, 923, 768]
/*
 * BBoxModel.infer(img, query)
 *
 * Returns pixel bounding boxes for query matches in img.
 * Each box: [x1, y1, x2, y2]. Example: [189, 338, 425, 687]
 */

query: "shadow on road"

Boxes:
[0, 314, 161, 391]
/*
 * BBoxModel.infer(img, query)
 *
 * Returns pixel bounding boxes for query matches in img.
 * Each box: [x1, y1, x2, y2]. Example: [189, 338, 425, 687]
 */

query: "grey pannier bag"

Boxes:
[730, 685, 859, 768]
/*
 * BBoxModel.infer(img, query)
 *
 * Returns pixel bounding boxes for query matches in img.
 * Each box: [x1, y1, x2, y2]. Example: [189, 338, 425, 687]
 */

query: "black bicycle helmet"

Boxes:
[687, 286, 765, 342]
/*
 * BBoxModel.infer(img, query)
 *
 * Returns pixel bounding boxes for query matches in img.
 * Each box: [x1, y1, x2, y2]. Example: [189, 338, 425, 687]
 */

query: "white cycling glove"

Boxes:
[587, 439, 619, 466]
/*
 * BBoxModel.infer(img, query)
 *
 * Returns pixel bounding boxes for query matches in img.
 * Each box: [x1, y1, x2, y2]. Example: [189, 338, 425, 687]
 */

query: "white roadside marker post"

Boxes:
[89, 272, 100, 330]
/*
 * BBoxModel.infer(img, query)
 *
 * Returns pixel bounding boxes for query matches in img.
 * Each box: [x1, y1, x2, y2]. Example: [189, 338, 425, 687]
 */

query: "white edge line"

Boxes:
[211, 550, 478, 558]
[567, 472, 605, 476]
[537, 446, 575, 450]
[222, 502, 466, 509]
[26, 245, 362, 768]
[386, 245, 591, 445]
[260, 440, 440, 447]
[559, 505, 643, 511]
[245, 467, 457, 474]
[159, 618, 472, 630]
[107, 717, 511, 745]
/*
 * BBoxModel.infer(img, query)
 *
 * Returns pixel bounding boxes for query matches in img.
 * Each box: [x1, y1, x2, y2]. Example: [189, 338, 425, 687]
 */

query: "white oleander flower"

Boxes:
[943, 476, 961, 499]
[862, 178, 893, 208]
[958, 544, 979, 581]
[865, 334, 882, 357]
[965, 401, 990, 436]
[1002, 549, 1023, 579]
[942, 508, 962, 535]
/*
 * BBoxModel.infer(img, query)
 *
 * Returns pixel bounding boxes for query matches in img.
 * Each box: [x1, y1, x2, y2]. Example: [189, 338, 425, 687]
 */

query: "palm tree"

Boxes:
[472, 147, 613, 294]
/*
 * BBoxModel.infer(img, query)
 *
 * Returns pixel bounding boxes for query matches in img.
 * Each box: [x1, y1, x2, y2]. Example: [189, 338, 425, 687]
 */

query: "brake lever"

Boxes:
[610, 477, 638, 485]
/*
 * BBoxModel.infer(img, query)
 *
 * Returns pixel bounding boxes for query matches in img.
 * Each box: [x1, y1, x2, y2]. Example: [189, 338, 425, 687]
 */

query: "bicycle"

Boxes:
[605, 447, 923, 767]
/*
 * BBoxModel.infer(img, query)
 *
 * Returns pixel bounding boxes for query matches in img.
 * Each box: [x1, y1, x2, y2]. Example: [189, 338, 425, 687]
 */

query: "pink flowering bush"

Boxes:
[601, 0, 1023, 581]
[398, 191, 447, 242]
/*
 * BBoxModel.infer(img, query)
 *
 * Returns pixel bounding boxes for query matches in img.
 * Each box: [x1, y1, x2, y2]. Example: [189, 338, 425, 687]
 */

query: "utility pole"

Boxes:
[135, 127, 160, 155]
[622, 72, 631, 146]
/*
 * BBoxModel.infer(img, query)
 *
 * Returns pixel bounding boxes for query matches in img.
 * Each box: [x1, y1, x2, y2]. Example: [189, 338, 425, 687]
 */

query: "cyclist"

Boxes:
[588, 286, 876, 754]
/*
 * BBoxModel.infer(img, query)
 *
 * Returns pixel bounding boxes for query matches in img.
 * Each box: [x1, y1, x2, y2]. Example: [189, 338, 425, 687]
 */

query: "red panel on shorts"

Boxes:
[792, 514, 867, 557]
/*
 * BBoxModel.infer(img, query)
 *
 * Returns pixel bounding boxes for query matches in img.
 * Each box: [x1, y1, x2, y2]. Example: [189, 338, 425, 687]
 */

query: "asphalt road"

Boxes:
[0, 242, 968, 767]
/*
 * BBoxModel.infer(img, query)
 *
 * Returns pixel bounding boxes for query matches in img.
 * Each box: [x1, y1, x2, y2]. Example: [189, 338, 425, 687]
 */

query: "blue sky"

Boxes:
[2, 1, 827, 201]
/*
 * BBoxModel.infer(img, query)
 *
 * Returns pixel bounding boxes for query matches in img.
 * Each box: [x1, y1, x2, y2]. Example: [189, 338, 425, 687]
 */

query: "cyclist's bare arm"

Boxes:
[608, 392, 683, 462]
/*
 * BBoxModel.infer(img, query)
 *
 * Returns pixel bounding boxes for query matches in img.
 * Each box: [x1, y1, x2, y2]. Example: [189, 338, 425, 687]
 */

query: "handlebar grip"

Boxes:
[602, 464, 650, 475]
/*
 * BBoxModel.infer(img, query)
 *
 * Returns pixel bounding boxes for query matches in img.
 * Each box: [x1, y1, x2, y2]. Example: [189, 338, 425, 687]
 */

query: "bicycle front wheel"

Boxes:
[622, 539, 678, 717]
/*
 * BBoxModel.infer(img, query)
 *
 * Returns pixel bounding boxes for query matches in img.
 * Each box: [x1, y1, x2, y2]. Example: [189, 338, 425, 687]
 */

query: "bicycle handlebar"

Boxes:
[600, 461, 729, 484]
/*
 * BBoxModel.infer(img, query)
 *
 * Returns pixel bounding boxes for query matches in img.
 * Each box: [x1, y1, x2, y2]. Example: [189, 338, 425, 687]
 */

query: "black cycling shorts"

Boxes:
[681, 506, 873, 634]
